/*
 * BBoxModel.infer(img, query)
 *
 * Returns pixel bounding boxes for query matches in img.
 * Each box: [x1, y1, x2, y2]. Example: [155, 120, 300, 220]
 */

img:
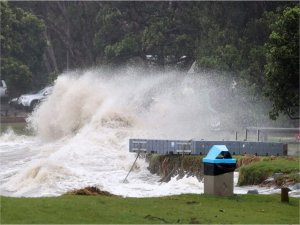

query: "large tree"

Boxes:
[0, 2, 46, 96]
[94, 2, 141, 64]
[264, 6, 300, 120]
[3, 1, 298, 125]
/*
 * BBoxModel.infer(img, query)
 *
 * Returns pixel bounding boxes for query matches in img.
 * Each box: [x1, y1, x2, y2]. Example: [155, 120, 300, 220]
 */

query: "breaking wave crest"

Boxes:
[27, 68, 227, 141]
[0, 67, 278, 197]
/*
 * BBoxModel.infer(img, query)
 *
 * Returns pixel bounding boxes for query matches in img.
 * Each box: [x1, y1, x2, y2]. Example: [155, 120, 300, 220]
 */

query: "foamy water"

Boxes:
[1, 68, 298, 197]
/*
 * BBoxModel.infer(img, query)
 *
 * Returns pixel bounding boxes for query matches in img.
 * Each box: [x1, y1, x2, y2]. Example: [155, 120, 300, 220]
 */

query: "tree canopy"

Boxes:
[1, 1, 46, 95]
[1, 1, 299, 121]
[264, 6, 299, 119]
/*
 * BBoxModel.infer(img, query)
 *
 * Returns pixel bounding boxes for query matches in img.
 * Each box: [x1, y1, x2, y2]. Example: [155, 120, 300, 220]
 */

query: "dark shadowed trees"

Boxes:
[1, 1, 298, 122]
[0, 2, 46, 96]
[264, 6, 300, 120]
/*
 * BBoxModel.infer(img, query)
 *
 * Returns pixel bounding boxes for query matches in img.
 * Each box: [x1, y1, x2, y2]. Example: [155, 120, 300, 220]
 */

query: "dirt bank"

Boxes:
[146, 154, 204, 182]
[1, 101, 29, 123]
[0, 116, 26, 123]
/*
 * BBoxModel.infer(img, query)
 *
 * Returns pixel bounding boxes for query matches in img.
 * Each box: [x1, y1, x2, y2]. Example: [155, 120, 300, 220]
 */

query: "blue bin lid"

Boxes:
[202, 145, 237, 163]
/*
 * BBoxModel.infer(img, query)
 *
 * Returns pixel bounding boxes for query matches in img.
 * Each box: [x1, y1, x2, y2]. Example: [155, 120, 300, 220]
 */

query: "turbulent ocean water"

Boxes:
[1, 68, 298, 197]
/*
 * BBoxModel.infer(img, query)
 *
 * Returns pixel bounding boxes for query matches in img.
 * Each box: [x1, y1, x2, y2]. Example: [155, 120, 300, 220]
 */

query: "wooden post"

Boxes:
[281, 187, 291, 203]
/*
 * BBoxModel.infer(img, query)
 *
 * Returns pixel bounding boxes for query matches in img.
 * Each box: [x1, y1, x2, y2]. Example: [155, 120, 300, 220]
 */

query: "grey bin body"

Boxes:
[203, 145, 237, 196]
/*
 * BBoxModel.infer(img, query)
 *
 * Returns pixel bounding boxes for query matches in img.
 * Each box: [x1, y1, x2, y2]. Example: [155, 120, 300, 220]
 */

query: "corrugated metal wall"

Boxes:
[129, 139, 286, 156]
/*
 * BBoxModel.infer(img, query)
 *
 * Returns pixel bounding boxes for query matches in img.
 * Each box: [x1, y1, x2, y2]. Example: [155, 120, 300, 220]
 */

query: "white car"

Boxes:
[13, 86, 53, 111]
[0, 80, 8, 98]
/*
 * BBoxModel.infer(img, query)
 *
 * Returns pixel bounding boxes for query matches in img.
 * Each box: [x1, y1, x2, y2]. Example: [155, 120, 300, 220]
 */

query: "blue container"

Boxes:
[203, 145, 237, 176]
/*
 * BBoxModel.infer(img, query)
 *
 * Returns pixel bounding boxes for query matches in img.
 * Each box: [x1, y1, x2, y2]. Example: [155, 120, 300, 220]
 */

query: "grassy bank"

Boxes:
[1, 194, 299, 224]
[0, 122, 31, 135]
[147, 154, 300, 186]
[238, 157, 300, 185]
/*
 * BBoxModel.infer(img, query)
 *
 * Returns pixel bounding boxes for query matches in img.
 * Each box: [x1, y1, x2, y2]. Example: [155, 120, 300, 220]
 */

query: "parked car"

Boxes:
[0, 80, 8, 99]
[9, 86, 53, 111]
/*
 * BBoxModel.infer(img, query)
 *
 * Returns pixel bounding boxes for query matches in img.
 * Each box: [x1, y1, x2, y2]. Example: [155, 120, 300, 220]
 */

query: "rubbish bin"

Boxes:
[202, 145, 237, 196]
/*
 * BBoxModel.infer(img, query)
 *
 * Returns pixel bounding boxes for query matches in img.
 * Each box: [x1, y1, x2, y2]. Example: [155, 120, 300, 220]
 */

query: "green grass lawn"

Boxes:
[1, 194, 299, 224]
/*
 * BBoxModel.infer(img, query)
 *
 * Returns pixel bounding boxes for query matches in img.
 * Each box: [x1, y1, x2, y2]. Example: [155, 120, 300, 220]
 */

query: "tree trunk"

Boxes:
[43, 31, 59, 73]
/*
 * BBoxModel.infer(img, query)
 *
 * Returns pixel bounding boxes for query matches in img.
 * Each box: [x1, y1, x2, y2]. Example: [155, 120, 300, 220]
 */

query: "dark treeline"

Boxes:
[0, 1, 299, 121]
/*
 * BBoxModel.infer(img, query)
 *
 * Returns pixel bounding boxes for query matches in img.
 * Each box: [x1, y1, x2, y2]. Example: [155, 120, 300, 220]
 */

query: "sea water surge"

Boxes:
[0, 68, 298, 197]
